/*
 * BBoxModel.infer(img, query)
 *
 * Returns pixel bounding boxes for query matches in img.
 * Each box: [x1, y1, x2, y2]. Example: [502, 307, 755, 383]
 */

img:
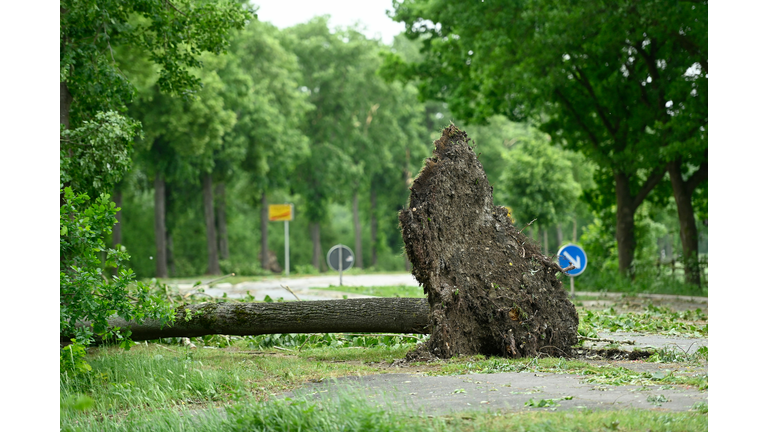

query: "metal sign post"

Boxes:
[284, 220, 290, 277]
[269, 204, 294, 277]
[557, 244, 588, 299]
[327, 244, 354, 286]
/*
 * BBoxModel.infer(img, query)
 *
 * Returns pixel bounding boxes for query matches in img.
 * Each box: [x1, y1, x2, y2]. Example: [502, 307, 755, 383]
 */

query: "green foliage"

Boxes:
[60, 111, 141, 198]
[385, 0, 708, 270]
[578, 306, 707, 338]
[61, 0, 253, 126]
[60, 341, 92, 375]
[500, 134, 581, 228]
[60, 188, 174, 346]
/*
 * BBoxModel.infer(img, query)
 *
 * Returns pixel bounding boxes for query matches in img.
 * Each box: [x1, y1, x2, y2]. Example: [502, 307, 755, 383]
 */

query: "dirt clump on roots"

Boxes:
[399, 125, 578, 361]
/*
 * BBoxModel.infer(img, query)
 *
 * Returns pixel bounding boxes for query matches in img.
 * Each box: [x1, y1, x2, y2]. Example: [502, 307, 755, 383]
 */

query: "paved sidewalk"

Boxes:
[172, 273, 421, 301]
[289, 368, 707, 414]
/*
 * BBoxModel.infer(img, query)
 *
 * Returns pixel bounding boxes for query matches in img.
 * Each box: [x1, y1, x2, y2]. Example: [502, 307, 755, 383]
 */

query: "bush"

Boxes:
[60, 188, 174, 348]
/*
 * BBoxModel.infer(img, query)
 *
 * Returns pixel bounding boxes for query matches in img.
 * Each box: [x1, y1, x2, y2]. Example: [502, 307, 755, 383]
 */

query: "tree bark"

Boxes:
[154, 174, 168, 278]
[60, 82, 73, 130]
[215, 182, 229, 260]
[573, 217, 578, 243]
[353, 189, 363, 269]
[370, 187, 378, 268]
[66, 298, 431, 344]
[167, 232, 176, 277]
[614, 168, 666, 275]
[261, 192, 269, 271]
[614, 171, 636, 276]
[667, 160, 707, 286]
[310, 222, 326, 271]
[203, 173, 220, 275]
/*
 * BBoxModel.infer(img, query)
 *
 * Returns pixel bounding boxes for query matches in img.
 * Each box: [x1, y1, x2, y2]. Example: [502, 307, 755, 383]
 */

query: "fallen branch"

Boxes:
[281, 284, 302, 301]
[578, 336, 636, 345]
[65, 298, 431, 344]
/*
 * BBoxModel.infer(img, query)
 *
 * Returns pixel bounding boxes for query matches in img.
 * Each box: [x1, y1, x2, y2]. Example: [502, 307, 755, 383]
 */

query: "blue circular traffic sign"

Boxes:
[557, 244, 587, 277]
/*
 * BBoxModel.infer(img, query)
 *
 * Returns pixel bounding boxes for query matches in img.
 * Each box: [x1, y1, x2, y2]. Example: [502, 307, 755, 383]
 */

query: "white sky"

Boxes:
[252, 0, 406, 45]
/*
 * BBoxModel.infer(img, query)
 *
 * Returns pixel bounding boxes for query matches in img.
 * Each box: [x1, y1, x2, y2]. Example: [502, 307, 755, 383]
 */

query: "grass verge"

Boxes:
[314, 284, 425, 298]
[62, 390, 707, 432]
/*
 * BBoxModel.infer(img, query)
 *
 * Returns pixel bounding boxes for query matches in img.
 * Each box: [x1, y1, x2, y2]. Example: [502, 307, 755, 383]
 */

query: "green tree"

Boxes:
[283, 19, 431, 270]
[385, 0, 707, 279]
[130, 55, 238, 276]
[60, 0, 250, 349]
[222, 20, 311, 272]
[500, 131, 581, 252]
[61, 0, 251, 188]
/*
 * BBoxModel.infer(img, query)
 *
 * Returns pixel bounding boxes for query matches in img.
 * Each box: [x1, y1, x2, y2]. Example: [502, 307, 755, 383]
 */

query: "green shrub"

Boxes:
[60, 188, 174, 348]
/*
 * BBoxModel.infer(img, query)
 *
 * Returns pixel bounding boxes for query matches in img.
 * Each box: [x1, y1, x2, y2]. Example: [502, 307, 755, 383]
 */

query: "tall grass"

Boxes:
[63, 391, 707, 432]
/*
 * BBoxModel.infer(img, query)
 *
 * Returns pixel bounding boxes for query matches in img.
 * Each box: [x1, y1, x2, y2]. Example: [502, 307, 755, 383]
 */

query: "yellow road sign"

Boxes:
[269, 204, 293, 221]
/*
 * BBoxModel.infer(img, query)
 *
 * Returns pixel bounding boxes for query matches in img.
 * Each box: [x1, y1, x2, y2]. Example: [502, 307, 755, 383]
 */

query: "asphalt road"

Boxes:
[172, 273, 420, 301]
[173, 272, 708, 416]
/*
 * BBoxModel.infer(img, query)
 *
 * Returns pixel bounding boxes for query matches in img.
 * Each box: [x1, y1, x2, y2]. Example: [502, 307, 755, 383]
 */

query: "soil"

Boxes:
[399, 125, 578, 360]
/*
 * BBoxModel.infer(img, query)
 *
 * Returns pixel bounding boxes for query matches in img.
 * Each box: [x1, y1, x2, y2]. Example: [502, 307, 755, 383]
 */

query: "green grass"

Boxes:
[314, 284, 426, 298]
[62, 391, 708, 432]
[574, 268, 707, 297]
[61, 298, 708, 431]
[578, 305, 708, 338]
[406, 355, 707, 390]
[61, 339, 708, 431]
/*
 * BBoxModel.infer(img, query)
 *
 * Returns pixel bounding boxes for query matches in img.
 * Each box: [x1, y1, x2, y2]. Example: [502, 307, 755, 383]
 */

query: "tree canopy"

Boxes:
[384, 0, 708, 275]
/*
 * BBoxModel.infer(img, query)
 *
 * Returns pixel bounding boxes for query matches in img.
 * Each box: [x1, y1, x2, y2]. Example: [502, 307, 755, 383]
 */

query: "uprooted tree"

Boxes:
[63, 126, 578, 359]
[399, 125, 578, 360]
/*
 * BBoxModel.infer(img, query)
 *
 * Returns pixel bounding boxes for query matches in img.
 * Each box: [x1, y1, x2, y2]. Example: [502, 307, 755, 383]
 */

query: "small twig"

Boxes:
[164, 284, 176, 305]
[559, 264, 576, 273]
[298, 335, 318, 352]
[203, 273, 235, 285]
[164, 0, 186, 15]
[538, 345, 572, 357]
[154, 343, 178, 353]
[183, 292, 214, 299]
[518, 218, 537, 234]
[273, 346, 294, 352]
[578, 336, 635, 345]
[340, 333, 423, 339]
[280, 284, 302, 301]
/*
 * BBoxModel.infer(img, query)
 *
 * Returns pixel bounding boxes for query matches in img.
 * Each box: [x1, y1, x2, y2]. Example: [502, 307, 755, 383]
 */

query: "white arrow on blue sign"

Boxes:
[557, 244, 588, 277]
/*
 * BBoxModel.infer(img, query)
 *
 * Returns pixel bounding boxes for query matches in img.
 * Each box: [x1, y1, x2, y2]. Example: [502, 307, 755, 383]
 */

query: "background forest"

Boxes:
[61, 1, 708, 303]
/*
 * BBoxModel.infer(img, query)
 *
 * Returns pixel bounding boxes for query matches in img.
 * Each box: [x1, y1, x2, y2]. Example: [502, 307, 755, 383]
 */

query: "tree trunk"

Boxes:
[573, 217, 578, 242]
[311, 222, 325, 271]
[154, 174, 168, 278]
[60, 82, 72, 130]
[556, 223, 563, 247]
[400, 126, 578, 360]
[543, 228, 549, 255]
[261, 192, 269, 271]
[112, 190, 122, 248]
[215, 182, 229, 260]
[353, 189, 363, 269]
[203, 173, 220, 275]
[667, 160, 704, 286]
[370, 187, 378, 267]
[613, 168, 666, 276]
[167, 231, 176, 277]
[65, 298, 431, 344]
[614, 171, 637, 276]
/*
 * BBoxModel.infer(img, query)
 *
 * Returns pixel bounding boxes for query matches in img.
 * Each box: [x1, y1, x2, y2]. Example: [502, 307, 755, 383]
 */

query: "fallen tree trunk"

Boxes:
[64, 298, 430, 344]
